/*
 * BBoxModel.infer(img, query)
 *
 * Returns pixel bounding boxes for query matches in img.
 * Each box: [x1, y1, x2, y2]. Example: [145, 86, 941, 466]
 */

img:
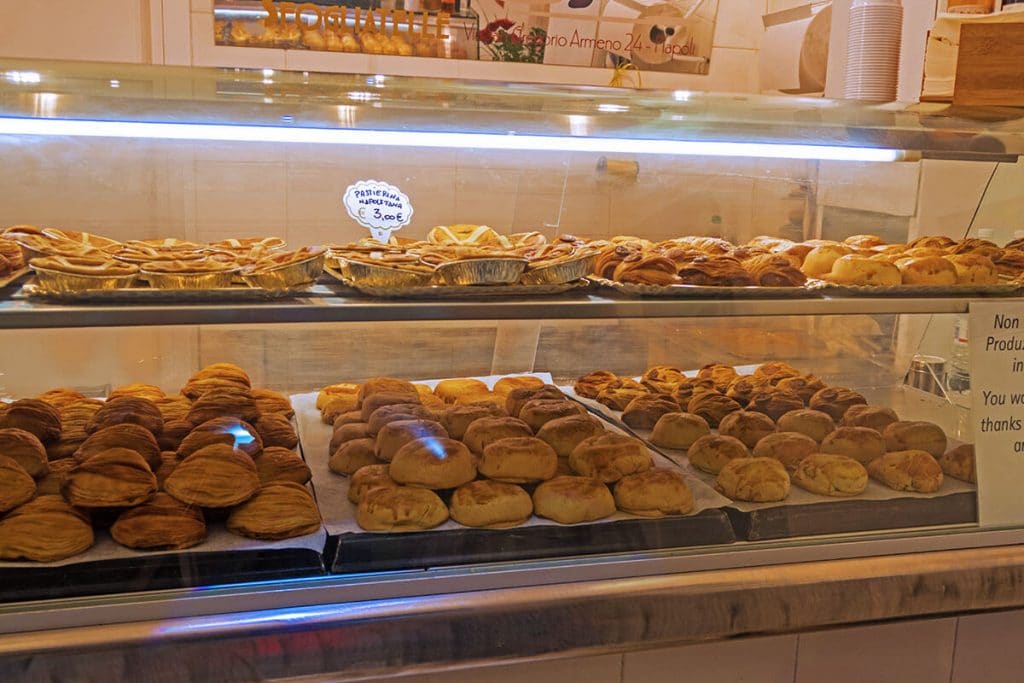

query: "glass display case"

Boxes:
[1, 58, 1024, 680]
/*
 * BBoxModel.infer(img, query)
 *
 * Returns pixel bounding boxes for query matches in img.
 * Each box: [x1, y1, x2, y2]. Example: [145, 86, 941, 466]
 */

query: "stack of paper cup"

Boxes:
[843, 0, 903, 101]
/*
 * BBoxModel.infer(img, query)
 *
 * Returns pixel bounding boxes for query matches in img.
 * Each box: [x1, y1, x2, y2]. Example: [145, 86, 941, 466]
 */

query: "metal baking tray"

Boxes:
[590, 277, 820, 298]
[21, 281, 318, 302]
[324, 266, 588, 298]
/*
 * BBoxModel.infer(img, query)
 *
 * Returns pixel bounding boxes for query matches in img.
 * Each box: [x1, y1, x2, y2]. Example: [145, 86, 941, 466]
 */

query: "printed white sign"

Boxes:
[342, 180, 413, 242]
[969, 301, 1024, 526]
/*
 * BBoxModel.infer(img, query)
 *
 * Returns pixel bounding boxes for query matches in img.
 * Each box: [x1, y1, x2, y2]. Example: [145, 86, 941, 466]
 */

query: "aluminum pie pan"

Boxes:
[433, 258, 528, 286]
[521, 253, 598, 285]
[140, 267, 240, 290]
[807, 280, 1021, 297]
[341, 258, 433, 287]
[590, 277, 820, 298]
[31, 266, 139, 293]
[325, 268, 588, 298]
[241, 252, 326, 289]
[22, 283, 311, 302]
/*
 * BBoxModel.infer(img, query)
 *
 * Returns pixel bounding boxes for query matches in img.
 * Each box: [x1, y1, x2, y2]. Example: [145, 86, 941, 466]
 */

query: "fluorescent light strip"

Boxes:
[0, 116, 906, 162]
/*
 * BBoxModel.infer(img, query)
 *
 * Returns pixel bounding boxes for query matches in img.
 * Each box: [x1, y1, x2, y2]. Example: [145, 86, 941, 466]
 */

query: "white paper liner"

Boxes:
[292, 372, 731, 536]
[324, 267, 587, 298]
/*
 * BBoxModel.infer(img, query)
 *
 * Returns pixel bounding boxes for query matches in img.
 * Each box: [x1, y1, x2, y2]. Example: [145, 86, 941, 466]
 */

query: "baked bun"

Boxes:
[227, 482, 321, 540]
[357, 486, 449, 531]
[255, 446, 311, 485]
[182, 363, 251, 400]
[569, 433, 652, 483]
[0, 399, 62, 443]
[792, 453, 868, 497]
[454, 391, 505, 408]
[535, 414, 606, 458]
[596, 382, 649, 411]
[355, 377, 416, 407]
[715, 457, 790, 502]
[801, 244, 854, 276]
[752, 361, 801, 384]
[622, 394, 681, 430]
[374, 419, 448, 462]
[442, 402, 509, 440]
[686, 393, 742, 428]
[109, 383, 165, 403]
[36, 388, 88, 410]
[882, 421, 947, 457]
[746, 390, 805, 422]
[641, 365, 687, 394]
[725, 376, 771, 405]
[821, 426, 886, 464]
[825, 255, 901, 286]
[178, 417, 263, 459]
[329, 437, 379, 475]
[844, 234, 886, 249]
[0, 456, 35, 513]
[751, 432, 818, 471]
[62, 447, 158, 508]
[462, 416, 533, 454]
[532, 476, 616, 524]
[573, 371, 619, 399]
[687, 434, 750, 475]
[329, 422, 371, 454]
[0, 428, 48, 478]
[777, 408, 835, 442]
[938, 444, 976, 483]
[898, 256, 958, 285]
[479, 436, 558, 483]
[111, 492, 206, 550]
[671, 379, 717, 409]
[841, 404, 900, 432]
[867, 450, 943, 492]
[321, 395, 359, 424]
[774, 375, 826, 404]
[333, 410, 364, 428]
[367, 403, 437, 436]
[434, 378, 489, 404]
[718, 410, 776, 448]
[449, 480, 533, 528]
[506, 385, 565, 418]
[317, 382, 360, 411]
[74, 423, 161, 470]
[347, 463, 398, 504]
[649, 412, 710, 450]
[389, 437, 477, 489]
[360, 391, 422, 422]
[493, 376, 545, 396]
[518, 399, 585, 432]
[943, 253, 1000, 285]
[808, 387, 867, 421]
[165, 444, 260, 507]
[613, 468, 693, 517]
[697, 363, 740, 391]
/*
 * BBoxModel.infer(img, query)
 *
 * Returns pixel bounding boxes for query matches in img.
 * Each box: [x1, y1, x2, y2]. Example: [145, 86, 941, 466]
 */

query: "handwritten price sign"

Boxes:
[343, 180, 414, 242]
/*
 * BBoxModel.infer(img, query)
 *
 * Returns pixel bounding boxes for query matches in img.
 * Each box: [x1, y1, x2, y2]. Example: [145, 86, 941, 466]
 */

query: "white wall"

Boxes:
[0, 0, 153, 63]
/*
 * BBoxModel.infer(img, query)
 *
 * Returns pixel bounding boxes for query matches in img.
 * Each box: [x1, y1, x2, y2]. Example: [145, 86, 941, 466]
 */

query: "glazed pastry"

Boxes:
[36, 456, 76, 496]
[751, 432, 818, 471]
[820, 426, 886, 464]
[251, 388, 295, 419]
[622, 394, 681, 430]
[87, 396, 163, 436]
[938, 444, 976, 484]
[493, 376, 546, 396]
[73, 423, 161, 470]
[178, 417, 263, 459]
[518, 399, 585, 432]
[0, 496, 94, 562]
[255, 446, 311, 485]
[462, 416, 533, 454]
[793, 453, 868, 497]
[449, 480, 533, 528]
[0, 427, 48, 478]
[808, 387, 867, 421]
[108, 383, 166, 403]
[573, 370, 619, 399]
[227, 482, 321, 540]
[774, 375, 826, 403]
[479, 436, 558, 484]
[697, 363, 740, 391]
[867, 450, 943, 493]
[182, 362, 251, 400]
[347, 464, 398, 504]
[36, 388, 88, 410]
[329, 438, 379, 475]
[535, 414, 607, 458]
[0, 399, 61, 443]
[62, 447, 158, 507]
[357, 485, 449, 531]
[718, 410, 776, 449]
[532, 476, 616, 524]
[441, 402, 509, 440]
[649, 412, 710, 450]
[743, 254, 807, 287]
[882, 421, 947, 458]
[776, 408, 836, 443]
[686, 392, 742, 428]
[186, 388, 260, 426]
[375, 419, 448, 462]
[687, 434, 750, 475]
[110, 493, 206, 550]
[841, 405, 899, 433]
[255, 413, 299, 449]
[164, 444, 260, 507]
[0, 456, 35, 513]
[569, 433, 652, 483]
[715, 457, 790, 502]
[612, 468, 693, 517]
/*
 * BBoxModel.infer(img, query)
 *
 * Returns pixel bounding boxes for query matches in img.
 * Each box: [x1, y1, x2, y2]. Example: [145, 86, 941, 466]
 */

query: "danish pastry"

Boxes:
[164, 444, 260, 507]
[227, 482, 321, 540]
[715, 457, 790, 502]
[449, 480, 533, 528]
[111, 492, 206, 550]
[532, 476, 616, 524]
[569, 433, 652, 483]
[0, 496, 94, 562]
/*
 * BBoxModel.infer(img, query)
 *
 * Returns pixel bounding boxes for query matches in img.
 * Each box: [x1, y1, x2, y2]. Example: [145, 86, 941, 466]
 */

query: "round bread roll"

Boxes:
[897, 256, 958, 285]
[841, 404, 899, 433]
[808, 387, 867, 421]
[944, 253, 1000, 285]
[622, 394, 681, 430]
[536, 414, 606, 458]
[442, 402, 509, 440]
[367, 404, 436, 435]
[360, 391, 422, 422]
[573, 370, 618, 399]
[389, 437, 477, 489]
[449, 480, 533, 528]
[821, 426, 886, 464]
[777, 408, 835, 442]
[569, 432, 652, 483]
[347, 463, 398, 504]
[752, 432, 818, 471]
[177, 417, 263, 460]
[686, 393, 743, 428]
[774, 375, 826, 404]
[479, 436, 558, 483]
[462, 416, 533, 454]
[686, 434, 750, 475]
[320, 395, 359, 424]
[532, 476, 616, 524]
[715, 457, 790, 502]
[518, 399, 585, 432]
[938, 443, 976, 484]
[493, 376, 545, 396]
[882, 421, 947, 458]
[433, 378, 489, 404]
[792, 453, 868, 497]
[329, 422, 371, 454]
[613, 468, 693, 517]
[825, 254, 901, 286]
[867, 450, 943, 493]
[357, 486, 449, 531]
[718, 410, 776, 449]
[333, 410, 365, 428]
[649, 412, 710, 450]
[329, 437, 379, 475]
[355, 377, 417, 407]
[506, 385, 565, 418]
[801, 243, 854, 276]
[374, 419, 448, 462]
[454, 391, 506, 408]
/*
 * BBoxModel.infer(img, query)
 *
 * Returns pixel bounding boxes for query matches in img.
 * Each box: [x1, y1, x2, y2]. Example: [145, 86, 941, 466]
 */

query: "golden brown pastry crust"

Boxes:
[867, 450, 943, 492]
[898, 256, 958, 285]
[355, 377, 417, 407]
[36, 388, 88, 410]
[573, 371, 619, 399]
[182, 362, 252, 400]
[73, 423, 161, 470]
[251, 388, 295, 419]
[808, 387, 867, 421]
[792, 453, 868, 497]
[677, 255, 753, 286]
[111, 492, 206, 550]
[0, 427, 48, 478]
[227, 482, 321, 540]
[746, 389, 805, 422]
[640, 365, 686, 394]
[670, 379, 717, 409]
[492, 376, 545, 396]
[316, 382, 361, 411]
[164, 444, 260, 508]
[433, 378, 489, 404]
[0, 456, 36, 513]
[649, 412, 711, 450]
[686, 392, 742, 428]
[440, 402, 507, 440]
[348, 463, 398, 504]
[186, 388, 260, 426]
[320, 394, 360, 425]
[462, 416, 533, 454]
[882, 421, 947, 458]
[329, 437, 379, 475]
[255, 446, 311, 485]
[389, 437, 477, 489]
[687, 434, 751, 474]
[330, 422, 371, 454]
[62, 447, 158, 508]
[718, 410, 777, 449]
[938, 444, 976, 484]
[367, 403, 438, 436]
[506, 385, 565, 418]
[357, 486, 449, 531]
[449, 480, 533, 528]
[535, 414, 606, 458]
[774, 375, 826, 403]
[359, 391, 423, 422]
[744, 254, 807, 287]
[154, 395, 192, 423]
[569, 433, 652, 483]
[87, 396, 163, 436]
[724, 376, 771, 405]
[715, 457, 790, 502]
[613, 468, 693, 517]
[155, 451, 178, 490]
[532, 475, 616, 524]
[0, 496, 94, 562]
[613, 253, 682, 285]
[37, 456, 76, 496]
[821, 426, 887, 464]
[375, 419, 448, 462]
[178, 417, 263, 459]
[622, 394, 681, 430]
[518, 399, 584, 432]
[596, 383, 650, 412]
[697, 363, 741, 391]
[108, 383, 166, 403]
[0, 399, 61, 444]
[479, 436, 558, 484]
[751, 432, 818, 471]
[777, 408, 836, 443]
[255, 413, 298, 450]
[825, 255, 901, 286]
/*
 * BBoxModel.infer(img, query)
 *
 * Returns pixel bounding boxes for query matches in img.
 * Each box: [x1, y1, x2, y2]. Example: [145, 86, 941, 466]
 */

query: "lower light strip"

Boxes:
[0, 116, 908, 162]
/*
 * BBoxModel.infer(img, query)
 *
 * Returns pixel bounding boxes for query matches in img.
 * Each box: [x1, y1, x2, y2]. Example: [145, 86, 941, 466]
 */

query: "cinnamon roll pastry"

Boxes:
[251, 388, 294, 419]
[87, 396, 163, 436]
[774, 375, 826, 403]
[747, 389, 805, 422]
[594, 244, 642, 278]
[186, 387, 260, 426]
[0, 399, 61, 444]
[108, 383, 166, 403]
[613, 254, 683, 286]
[111, 493, 207, 551]
[0, 428, 48, 478]
[255, 446, 312, 485]
[73, 423, 161, 470]
[670, 378, 717, 409]
[178, 417, 263, 459]
[227, 482, 321, 540]
[687, 392, 742, 428]
[255, 413, 299, 449]
[743, 254, 808, 287]
[36, 388, 88, 410]
[182, 362, 252, 400]
[680, 236, 733, 255]
[0, 496, 94, 562]
[697, 363, 740, 392]
[164, 444, 260, 508]
[641, 365, 687, 395]
[677, 256, 753, 287]
[573, 370, 619, 399]
[0, 456, 35, 513]
[993, 249, 1024, 278]
[62, 447, 158, 508]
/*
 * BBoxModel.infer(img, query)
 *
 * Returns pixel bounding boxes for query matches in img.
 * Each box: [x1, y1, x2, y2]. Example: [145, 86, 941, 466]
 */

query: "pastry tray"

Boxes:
[561, 378, 977, 541]
[293, 373, 735, 574]
[0, 267, 30, 289]
[807, 280, 1021, 297]
[589, 277, 820, 298]
[324, 266, 588, 299]
[19, 281, 329, 303]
